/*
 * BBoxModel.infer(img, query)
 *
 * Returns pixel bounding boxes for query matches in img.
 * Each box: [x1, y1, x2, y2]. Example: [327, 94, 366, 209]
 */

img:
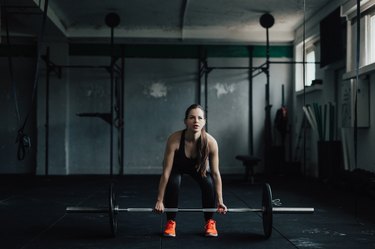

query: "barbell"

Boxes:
[66, 183, 314, 239]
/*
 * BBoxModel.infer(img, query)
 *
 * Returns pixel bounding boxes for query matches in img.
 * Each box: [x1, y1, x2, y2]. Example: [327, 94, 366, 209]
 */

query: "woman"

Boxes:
[154, 104, 227, 237]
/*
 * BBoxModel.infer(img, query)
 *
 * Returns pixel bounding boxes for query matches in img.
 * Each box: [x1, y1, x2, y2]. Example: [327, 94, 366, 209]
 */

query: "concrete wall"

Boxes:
[356, 72, 375, 172]
[1, 0, 374, 176]
[0, 42, 293, 175]
[0, 56, 37, 174]
[39, 52, 292, 175]
[123, 58, 197, 174]
[36, 43, 70, 175]
[206, 57, 293, 174]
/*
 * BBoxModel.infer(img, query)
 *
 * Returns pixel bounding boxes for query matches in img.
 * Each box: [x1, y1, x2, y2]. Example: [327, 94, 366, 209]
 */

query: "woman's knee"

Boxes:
[164, 173, 182, 205]
[166, 173, 181, 190]
[200, 174, 214, 190]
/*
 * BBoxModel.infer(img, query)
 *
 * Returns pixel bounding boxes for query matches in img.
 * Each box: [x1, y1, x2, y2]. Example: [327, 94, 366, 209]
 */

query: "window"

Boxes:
[370, 14, 375, 63]
[295, 42, 317, 92]
[305, 49, 316, 87]
[342, 0, 375, 71]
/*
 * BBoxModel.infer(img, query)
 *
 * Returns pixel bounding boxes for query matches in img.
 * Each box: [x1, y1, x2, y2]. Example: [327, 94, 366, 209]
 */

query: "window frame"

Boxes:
[370, 13, 375, 64]
[343, 1, 375, 73]
[305, 48, 316, 87]
[294, 40, 318, 92]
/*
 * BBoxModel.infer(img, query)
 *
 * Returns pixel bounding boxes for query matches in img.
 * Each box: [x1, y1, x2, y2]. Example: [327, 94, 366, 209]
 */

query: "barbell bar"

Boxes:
[66, 207, 314, 213]
[65, 183, 314, 239]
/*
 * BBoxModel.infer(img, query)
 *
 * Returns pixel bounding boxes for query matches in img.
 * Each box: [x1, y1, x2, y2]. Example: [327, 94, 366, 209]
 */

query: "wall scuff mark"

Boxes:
[144, 81, 168, 98]
[213, 82, 236, 98]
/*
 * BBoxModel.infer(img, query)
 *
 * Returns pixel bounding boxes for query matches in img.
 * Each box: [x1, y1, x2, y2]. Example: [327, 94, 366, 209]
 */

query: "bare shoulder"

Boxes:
[206, 133, 218, 151]
[166, 130, 183, 149]
[206, 132, 217, 144]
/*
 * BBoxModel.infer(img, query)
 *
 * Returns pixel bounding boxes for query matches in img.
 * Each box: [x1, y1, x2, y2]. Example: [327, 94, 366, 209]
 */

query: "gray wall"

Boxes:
[206, 58, 251, 173]
[124, 58, 197, 174]
[205, 57, 293, 174]
[0, 56, 36, 174]
[355, 73, 375, 172]
[1, 0, 374, 176]
[37, 43, 69, 175]
[0, 43, 294, 175]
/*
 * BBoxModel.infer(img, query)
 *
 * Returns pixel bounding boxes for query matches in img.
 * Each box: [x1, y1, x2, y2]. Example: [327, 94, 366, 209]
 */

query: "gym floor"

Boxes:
[1, 174, 374, 249]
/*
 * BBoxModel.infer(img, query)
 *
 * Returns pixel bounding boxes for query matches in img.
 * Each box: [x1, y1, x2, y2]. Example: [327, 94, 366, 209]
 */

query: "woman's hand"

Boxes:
[217, 203, 228, 214]
[154, 200, 165, 213]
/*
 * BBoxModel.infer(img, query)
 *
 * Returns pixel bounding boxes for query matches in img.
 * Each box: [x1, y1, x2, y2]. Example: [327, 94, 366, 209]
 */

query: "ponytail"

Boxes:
[184, 104, 209, 177]
[196, 127, 209, 177]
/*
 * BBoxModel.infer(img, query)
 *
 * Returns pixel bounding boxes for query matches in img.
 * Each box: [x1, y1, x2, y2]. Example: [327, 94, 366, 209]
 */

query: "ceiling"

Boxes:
[3, 0, 334, 44]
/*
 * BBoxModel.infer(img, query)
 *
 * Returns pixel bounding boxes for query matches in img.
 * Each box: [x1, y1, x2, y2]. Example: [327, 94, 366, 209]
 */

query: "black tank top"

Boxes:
[172, 130, 197, 172]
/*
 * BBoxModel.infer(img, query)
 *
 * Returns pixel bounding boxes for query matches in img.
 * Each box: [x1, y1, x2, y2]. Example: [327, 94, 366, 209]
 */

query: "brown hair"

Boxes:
[184, 104, 209, 177]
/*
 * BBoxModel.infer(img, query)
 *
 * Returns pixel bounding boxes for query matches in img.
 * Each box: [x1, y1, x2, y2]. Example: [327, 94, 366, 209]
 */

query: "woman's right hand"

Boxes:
[154, 200, 165, 213]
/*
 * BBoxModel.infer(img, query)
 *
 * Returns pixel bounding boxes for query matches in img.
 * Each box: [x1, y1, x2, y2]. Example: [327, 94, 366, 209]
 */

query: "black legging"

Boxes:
[164, 168, 216, 221]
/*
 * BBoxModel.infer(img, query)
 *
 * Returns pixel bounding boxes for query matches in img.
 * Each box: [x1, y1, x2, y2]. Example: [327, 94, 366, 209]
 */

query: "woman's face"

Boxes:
[185, 108, 206, 133]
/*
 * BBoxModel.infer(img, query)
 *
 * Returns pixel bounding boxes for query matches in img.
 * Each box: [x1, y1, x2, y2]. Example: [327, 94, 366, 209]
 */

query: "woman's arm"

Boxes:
[154, 132, 179, 212]
[208, 135, 227, 213]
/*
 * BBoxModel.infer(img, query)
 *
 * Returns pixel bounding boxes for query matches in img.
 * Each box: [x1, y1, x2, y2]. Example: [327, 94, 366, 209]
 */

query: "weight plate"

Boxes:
[262, 183, 273, 239]
[109, 183, 118, 237]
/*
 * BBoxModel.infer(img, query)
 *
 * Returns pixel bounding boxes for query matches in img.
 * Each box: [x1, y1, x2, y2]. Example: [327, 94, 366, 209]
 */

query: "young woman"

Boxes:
[154, 104, 227, 237]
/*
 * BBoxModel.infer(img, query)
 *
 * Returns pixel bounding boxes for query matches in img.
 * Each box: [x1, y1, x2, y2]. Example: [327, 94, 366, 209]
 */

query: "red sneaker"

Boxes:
[164, 220, 176, 237]
[204, 219, 218, 237]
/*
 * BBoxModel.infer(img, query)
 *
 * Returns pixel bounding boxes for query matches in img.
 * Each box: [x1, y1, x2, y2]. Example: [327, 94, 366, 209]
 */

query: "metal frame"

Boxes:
[197, 46, 270, 157]
[42, 48, 125, 176]
[197, 39, 320, 172]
